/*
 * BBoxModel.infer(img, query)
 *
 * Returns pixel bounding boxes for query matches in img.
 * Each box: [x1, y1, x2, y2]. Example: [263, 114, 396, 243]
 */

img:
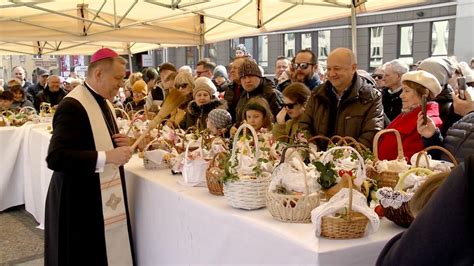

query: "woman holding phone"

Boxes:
[377, 70, 443, 161]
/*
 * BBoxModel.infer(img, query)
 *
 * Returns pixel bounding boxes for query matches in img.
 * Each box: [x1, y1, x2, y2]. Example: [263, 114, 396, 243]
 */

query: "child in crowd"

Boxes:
[207, 109, 232, 137]
[0, 91, 14, 111]
[242, 98, 273, 131]
[129, 80, 148, 111]
[180, 78, 226, 130]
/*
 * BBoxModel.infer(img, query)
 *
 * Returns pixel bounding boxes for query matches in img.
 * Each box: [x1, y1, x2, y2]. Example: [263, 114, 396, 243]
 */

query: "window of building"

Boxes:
[205, 43, 218, 63]
[399, 25, 413, 65]
[243, 37, 254, 58]
[185, 47, 196, 67]
[229, 38, 240, 60]
[258, 35, 268, 73]
[284, 33, 296, 58]
[431, 20, 449, 56]
[318, 30, 330, 69]
[301, 33, 312, 50]
[369, 26, 383, 70]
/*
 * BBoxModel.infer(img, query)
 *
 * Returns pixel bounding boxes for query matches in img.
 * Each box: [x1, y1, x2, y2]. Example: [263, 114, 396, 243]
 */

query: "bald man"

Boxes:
[298, 48, 384, 148]
[34, 75, 66, 111]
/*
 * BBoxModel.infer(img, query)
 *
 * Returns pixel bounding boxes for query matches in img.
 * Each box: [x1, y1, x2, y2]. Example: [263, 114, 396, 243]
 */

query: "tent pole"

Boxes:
[198, 15, 205, 60]
[128, 52, 133, 73]
[351, 4, 357, 58]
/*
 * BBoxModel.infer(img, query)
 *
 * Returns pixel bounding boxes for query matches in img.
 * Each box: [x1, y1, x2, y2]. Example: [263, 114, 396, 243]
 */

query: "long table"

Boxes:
[2, 125, 404, 265]
[125, 156, 403, 265]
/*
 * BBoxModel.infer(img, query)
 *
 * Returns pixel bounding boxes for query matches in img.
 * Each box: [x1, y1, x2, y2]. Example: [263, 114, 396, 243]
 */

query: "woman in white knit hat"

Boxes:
[180, 78, 227, 130]
[377, 70, 443, 161]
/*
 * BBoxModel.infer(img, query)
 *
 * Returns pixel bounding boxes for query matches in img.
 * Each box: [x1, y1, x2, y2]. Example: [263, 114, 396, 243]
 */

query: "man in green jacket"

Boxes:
[298, 48, 384, 149]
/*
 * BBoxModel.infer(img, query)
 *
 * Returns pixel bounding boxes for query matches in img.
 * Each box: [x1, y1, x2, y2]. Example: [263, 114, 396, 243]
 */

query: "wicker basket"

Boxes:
[381, 167, 434, 227]
[205, 152, 228, 196]
[372, 129, 406, 188]
[266, 146, 320, 223]
[415, 145, 458, 169]
[223, 123, 271, 210]
[320, 146, 367, 200]
[142, 137, 173, 169]
[320, 175, 369, 239]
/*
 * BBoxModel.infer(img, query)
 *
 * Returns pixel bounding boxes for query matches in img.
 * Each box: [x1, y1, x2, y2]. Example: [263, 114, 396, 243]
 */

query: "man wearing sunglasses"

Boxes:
[298, 48, 384, 149]
[381, 60, 408, 125]
[292, 49, 321, 90]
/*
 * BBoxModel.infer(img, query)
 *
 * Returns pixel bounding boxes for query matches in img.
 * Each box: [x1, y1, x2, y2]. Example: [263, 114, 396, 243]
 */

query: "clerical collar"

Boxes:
[84, 81, 105, 101]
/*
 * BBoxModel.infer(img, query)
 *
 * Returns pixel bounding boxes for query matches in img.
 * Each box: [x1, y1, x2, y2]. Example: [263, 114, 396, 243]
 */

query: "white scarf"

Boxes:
[66, 85, 133, 265]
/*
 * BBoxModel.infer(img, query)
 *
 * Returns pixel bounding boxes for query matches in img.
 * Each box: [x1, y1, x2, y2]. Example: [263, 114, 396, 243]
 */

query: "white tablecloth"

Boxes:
[22, 125, 53, 229]
[125, 156, 404, 265]
[0, 126, 26, 211]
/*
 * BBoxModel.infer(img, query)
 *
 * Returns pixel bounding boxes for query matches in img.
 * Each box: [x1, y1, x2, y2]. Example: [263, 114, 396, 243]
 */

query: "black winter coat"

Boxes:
[180, 99, 226, 130]
[381, 87, 402, 124]
[435, 85, 462, 136]
[235, 77, 283, 125]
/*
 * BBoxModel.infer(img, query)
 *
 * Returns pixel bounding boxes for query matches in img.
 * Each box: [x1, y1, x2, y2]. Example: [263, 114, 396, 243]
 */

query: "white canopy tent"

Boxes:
[0, 0, 425, 56]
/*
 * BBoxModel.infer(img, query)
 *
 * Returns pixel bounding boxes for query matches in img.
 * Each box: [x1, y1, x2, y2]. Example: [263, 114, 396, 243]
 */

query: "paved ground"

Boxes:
[0, 206, 44, 265]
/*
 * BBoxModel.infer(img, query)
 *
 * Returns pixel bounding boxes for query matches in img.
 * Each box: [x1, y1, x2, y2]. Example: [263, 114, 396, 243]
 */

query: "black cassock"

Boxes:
[44, 87, 134, 266]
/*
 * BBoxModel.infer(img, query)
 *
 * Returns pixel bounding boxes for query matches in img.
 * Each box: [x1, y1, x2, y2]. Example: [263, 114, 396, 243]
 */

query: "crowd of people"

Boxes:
[2, 45, 474, 165]
[2, 44, 471, 264]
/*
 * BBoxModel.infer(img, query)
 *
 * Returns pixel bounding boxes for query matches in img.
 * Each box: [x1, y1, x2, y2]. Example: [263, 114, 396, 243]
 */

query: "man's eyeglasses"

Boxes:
[176, 83, 189, 89]
[282, 103, 297, 109]
[293, 63, 314, 70]
[372, 74, 383, 79]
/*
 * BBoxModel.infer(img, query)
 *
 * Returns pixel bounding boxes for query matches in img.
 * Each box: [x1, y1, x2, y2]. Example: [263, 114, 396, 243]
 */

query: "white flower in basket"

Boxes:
[223, 123, 271, 210]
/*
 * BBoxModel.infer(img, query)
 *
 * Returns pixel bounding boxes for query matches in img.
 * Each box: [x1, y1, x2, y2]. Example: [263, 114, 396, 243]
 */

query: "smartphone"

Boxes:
[458, 77, 467, 100]
[422, 95, 427, 125]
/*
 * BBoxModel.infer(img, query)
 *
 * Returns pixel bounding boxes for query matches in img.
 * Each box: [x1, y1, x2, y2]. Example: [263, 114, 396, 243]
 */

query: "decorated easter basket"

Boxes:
[370, 129, 406, 188]
[205, 152, 228, 196]
[320, 175, 369, 239]
[142, 137, 174, 169]
[223, 123, 271, 210]
[266, 145, 320, 223]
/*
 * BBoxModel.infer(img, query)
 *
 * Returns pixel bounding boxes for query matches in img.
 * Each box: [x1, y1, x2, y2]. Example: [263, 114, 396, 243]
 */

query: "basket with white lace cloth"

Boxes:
[318, 145, 367, 199]
[223, 123, 271, 210]
[312, 175, 380, 239]
[411, 145, 457, 172]
[266, 145, 321, 223]
[377, 167, 434, 227]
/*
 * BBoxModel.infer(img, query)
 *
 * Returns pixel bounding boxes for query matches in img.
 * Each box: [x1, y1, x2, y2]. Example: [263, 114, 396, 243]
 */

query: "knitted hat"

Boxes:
[194, 77, 217, 98]
[132, 80, 147, 95]
[193, 82, 213, 99]
[91, 48, 119, 63]
[402, 70, 442, 98]
[240, 60, 262, 78]
[213, 65, 228, 79]
[208, 109, 232, 129]
[37, 67, 49, 77]
[418, 57, 454, 86]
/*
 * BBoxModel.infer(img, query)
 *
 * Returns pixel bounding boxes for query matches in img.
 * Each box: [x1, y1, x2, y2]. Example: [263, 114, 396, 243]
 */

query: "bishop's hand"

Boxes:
[106, 146, 132, 166]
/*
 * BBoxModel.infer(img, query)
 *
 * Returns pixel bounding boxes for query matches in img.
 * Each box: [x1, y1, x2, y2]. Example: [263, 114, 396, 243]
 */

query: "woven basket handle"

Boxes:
[373, 129, 405, 161]
[394, 167, 434, 191]
[184, 137, 204, 163]
[279, 144, 309, 164]
[422, 145, 458, 166]
[209, 151, 228, 168]
[415, 151, 431, 168]
[19, 106, 37, 115]
[114, 107, 131, 122]
[343, 136, 369, 153]
[345, 174, 355, 221]
[329, 135, 348, 146]
[322, 145, 366, 187]
[230, 122, 260, 171]
[295, 155, 310, 196]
